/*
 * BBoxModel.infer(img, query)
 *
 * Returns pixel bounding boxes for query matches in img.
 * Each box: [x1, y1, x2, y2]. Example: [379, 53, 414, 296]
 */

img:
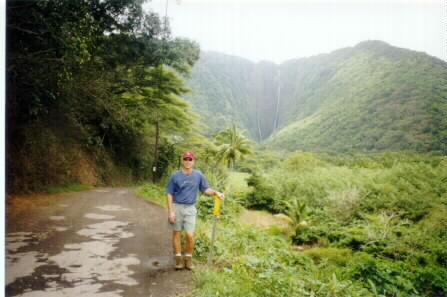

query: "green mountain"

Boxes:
[185, 41, 446, 152]
[185, 52, 278, 140]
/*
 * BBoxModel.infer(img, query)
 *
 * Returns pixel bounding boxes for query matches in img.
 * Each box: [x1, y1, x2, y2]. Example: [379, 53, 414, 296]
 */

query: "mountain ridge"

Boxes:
[185, 41, 446, 152]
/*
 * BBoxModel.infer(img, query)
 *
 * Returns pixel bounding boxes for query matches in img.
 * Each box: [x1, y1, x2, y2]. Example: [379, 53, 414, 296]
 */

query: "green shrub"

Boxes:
[360, 162, 446, 221]
[292, 225, 324, 245]
[293, 220, 346, 246]
[349, 254, 418, 297]
[325, 187, 362, 222]
[413, 265, 447, 296]
[244, 173, 278, 212]
[304, 248, 352, 266]
[282, 151, 326, 170]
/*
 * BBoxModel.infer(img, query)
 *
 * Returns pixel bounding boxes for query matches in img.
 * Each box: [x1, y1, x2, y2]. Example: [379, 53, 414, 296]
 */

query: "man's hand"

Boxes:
[216, 191, 225, 200]
[168, 211, 176, 224]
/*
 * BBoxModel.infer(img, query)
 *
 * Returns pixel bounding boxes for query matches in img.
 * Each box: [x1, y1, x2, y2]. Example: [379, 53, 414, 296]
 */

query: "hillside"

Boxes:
[185, 41, 447, 152]
[184, 52, 278, 141]
[184, 52, 257, 138]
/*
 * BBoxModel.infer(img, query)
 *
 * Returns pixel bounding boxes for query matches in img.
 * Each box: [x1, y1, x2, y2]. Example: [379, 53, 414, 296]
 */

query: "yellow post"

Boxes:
[208, 195, 223, 265]
[213, 195, 222, 216]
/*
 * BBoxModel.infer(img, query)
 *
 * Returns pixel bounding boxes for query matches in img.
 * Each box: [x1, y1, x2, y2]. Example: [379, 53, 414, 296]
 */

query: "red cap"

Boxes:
[182, 152, 195, 159]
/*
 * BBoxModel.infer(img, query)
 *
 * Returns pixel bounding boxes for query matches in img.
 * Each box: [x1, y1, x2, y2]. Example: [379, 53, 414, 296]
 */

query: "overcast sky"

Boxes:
[144, 0, 445, 64]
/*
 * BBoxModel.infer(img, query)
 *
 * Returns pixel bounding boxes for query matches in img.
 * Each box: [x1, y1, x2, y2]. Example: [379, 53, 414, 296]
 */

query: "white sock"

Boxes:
[175, 253, 182, 257]
[185, 254, 192, 257]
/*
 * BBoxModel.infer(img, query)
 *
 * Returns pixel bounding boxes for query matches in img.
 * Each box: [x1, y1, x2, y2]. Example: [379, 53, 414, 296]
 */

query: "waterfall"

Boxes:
[273, 68, 281, 131]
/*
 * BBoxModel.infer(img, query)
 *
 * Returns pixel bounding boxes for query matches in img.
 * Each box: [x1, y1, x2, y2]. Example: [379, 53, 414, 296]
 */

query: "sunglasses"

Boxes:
[183, 158, 193, 161]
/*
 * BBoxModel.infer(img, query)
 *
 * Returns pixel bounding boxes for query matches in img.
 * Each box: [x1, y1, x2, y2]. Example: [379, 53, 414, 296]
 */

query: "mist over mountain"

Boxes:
[185, 41, 446, 152]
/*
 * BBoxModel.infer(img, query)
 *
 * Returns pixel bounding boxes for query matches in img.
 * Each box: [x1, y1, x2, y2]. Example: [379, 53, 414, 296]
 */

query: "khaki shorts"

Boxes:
[168, 203, 197, 233]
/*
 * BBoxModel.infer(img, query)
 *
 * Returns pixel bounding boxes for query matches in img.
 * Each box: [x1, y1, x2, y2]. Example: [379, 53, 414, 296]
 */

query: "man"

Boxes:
[166, 151, 225, 270]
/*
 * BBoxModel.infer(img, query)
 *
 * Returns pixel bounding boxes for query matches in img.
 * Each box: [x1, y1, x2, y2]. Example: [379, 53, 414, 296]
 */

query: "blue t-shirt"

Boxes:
[166, 169, 210, 204]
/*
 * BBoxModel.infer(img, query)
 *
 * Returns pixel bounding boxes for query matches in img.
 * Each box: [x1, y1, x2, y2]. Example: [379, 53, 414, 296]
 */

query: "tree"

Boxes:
[120, 65, 196, 181]
[284, 199, 309, 239]
[7, 0, 200, 191]
[214, 123, 253, 169]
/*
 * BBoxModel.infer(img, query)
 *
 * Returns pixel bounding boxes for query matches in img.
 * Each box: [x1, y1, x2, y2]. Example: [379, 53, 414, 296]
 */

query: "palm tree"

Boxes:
[214, 123, 253, 169]
[284, 199, 309, 238]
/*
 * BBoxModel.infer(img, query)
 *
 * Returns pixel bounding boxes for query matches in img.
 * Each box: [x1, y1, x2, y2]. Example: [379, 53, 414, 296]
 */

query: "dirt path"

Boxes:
[6, 188, 193, 297]
[239, 209, 290, 230]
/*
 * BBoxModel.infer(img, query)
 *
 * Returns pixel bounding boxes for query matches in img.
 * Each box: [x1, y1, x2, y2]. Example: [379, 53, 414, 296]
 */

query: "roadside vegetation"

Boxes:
[8, 1, 446, 296]
[7, 0, 200, 193]
[139, 150, 446, 297]
[46, 184, 91, 194]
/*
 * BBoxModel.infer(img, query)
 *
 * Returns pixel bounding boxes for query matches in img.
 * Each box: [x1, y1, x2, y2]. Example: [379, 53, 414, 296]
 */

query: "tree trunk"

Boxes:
[152, 64, 163, 183]
[152, 116, 160, 183]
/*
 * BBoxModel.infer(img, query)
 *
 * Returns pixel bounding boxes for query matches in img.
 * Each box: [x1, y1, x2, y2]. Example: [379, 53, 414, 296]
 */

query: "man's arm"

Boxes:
[204, 188, 225, 200]
[167, 193, 176, 224]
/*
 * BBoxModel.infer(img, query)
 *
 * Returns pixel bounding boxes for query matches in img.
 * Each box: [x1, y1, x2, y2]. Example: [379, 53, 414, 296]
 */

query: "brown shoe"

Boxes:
[184, 256, 194, 270]
[175, 255, 184, 270]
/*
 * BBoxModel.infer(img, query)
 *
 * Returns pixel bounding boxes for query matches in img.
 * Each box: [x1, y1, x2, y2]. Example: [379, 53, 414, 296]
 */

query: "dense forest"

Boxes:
[185, 41, 447, 153]
[7, 0, 201, 192]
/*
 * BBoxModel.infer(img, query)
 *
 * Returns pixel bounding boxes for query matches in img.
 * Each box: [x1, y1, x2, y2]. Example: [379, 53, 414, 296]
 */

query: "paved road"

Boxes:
[6, 188, 192, 297]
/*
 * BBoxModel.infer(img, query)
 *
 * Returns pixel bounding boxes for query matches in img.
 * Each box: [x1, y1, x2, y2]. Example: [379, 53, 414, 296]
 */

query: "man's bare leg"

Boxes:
[185, 232, 194, 254]
[173, 231, 184, 269]
[184, 232, 195, 270]
[173, 231, 182, 254]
